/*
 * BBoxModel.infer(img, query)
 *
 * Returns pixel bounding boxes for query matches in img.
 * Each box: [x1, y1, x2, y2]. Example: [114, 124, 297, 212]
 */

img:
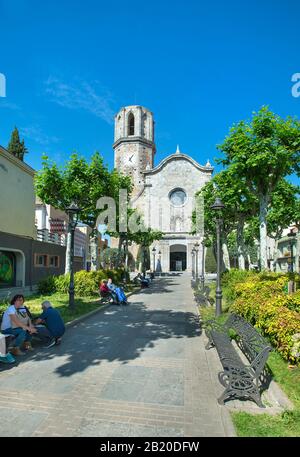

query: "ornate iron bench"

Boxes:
[204, 313, 272, 408]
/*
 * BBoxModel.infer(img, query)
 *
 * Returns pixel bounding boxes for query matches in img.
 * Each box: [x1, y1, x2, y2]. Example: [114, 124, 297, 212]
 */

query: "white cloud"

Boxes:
[45, 76, 115, 124]
[20, 125, 60, 146]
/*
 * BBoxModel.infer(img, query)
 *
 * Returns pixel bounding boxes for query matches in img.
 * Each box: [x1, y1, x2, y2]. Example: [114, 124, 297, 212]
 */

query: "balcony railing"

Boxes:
[36, 228, 66, 246]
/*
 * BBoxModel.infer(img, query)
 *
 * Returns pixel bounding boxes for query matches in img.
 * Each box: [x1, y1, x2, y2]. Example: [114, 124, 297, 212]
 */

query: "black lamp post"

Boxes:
[152, 247, 156, 274]
[194, 242, 199, 285]
[66, 201, 81, 310]
[200, 239, 205, 291]
[211, 197, 225, 317]
[287, 228, 296, 274]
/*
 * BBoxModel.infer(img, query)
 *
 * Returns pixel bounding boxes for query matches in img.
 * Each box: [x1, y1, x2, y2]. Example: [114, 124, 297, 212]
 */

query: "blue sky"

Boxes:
[0, 0, 300, 183]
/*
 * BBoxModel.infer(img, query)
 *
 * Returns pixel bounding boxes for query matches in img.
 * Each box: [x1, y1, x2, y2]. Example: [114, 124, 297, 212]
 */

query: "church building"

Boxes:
[113, 105, 213, 272]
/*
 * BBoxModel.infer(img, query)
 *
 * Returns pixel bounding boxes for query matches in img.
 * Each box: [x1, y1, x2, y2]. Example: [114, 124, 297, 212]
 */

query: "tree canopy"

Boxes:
[216, 106, 300, 269]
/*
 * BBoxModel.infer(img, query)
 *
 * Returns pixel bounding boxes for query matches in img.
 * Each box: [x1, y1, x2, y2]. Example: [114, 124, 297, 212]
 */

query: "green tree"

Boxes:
[267, 179, 299, 240]
[100, 247, 123, 269]
[267, 180, 300, 272]
[213, 168, 257, 269]
[217, 107, 300, 270]
[104, 170, 134, 266]
[7, 127, 27, 161]
[294, 198, 300, 273]
[130, 220, 163, 276]
[192, 170, 248, 268]
[35, 152, 120, 272]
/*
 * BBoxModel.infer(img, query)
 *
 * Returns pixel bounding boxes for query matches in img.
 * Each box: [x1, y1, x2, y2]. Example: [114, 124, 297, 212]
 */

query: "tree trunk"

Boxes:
[237, 219, 245, 270]
[259, 193, 269, 271]
[247, 253, 251, 269]
[90, 230, 99, 271]
[117, 235, 124, 268]
[125, 239, 129, 270]
[222, 242, 231, 271]
[272, 238, 279, 273]
[65, 228, 72, 274]
[295, 233, 300, 274]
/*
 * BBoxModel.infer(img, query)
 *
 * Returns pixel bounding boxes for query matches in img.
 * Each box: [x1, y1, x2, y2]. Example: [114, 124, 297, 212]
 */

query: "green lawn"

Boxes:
[199, 303, 300, 437]
[0, 293, 108, 324]
[0, 280, 141, 324]
[232, 350, 300, 437]
[232, 409, 300, 437]
[0, 282, 139, 325]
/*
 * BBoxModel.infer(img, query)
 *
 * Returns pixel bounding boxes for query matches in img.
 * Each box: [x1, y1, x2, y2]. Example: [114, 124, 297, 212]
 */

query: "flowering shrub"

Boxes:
[227, 270, 300, 364]
[221, 269, 257, 305]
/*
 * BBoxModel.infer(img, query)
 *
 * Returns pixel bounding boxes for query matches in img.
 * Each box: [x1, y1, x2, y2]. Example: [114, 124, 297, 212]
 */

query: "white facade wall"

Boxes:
[0, 146, 35, 238]
[141, 155, 211, 233]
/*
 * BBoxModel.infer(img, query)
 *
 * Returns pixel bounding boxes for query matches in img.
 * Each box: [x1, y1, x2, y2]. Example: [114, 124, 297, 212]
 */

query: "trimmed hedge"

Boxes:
[38, 269, 130, 297]
[223, 270, 300, 364]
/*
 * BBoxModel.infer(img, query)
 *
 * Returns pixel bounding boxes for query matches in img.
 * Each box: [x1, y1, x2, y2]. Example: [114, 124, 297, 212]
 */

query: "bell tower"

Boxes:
[113, 105, 156, 193]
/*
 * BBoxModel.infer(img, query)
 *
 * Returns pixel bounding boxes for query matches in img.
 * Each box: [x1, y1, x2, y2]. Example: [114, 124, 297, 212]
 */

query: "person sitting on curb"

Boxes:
[34, 301, 65, 349]
[1, 294, 37, 356]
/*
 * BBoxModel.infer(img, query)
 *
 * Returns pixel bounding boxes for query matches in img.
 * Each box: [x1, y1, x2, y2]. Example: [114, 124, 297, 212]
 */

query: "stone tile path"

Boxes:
[0, 273, 236, 437]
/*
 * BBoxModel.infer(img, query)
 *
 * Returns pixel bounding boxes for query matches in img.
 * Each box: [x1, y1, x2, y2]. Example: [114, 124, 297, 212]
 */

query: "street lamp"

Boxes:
[194, 242, 200, 285]
[66, 201, 81, 310]
[287, 228, 296, 274]
[211, 197, 225, 317]
[152, 247, 156, 274]
[200, 239, 205, 291]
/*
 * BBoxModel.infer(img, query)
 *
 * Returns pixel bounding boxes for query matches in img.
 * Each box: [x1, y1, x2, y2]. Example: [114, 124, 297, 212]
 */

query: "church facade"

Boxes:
[113, 105, 213, 272]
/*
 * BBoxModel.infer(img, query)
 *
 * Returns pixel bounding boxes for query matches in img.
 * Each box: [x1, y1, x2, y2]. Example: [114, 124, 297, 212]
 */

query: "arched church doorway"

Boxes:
[169, 244, 187, 271]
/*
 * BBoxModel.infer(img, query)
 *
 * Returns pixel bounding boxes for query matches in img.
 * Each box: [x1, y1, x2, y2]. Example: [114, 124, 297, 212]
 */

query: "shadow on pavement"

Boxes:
[0, 276, 201, 378]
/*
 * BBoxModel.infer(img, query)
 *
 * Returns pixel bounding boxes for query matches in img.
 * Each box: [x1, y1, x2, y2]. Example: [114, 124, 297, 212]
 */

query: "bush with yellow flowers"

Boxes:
[224, 270, 300, 364]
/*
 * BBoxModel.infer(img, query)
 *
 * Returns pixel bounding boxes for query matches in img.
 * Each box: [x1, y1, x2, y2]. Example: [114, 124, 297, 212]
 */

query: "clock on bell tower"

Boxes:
[113, 105, 156, 194]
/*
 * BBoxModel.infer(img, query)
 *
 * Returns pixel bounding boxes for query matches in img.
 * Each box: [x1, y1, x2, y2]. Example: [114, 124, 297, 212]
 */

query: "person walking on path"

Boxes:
[34, 301, 65, 349]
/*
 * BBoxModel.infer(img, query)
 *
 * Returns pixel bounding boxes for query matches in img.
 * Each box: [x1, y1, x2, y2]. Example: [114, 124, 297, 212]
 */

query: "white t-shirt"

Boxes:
[1, 305, 17, 331]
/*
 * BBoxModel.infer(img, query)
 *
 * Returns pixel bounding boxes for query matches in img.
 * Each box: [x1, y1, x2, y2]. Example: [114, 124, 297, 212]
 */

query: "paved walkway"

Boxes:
[0, 273, 235, 437]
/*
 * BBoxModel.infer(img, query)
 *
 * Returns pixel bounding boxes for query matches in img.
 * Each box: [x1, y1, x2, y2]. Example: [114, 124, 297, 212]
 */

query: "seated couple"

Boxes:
[0, 294, 65, 356]
[99, 278, 128, 305]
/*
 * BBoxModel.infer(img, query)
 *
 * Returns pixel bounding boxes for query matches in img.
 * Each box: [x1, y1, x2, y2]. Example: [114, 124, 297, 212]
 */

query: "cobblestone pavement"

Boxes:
[0, 273, 236, 437]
